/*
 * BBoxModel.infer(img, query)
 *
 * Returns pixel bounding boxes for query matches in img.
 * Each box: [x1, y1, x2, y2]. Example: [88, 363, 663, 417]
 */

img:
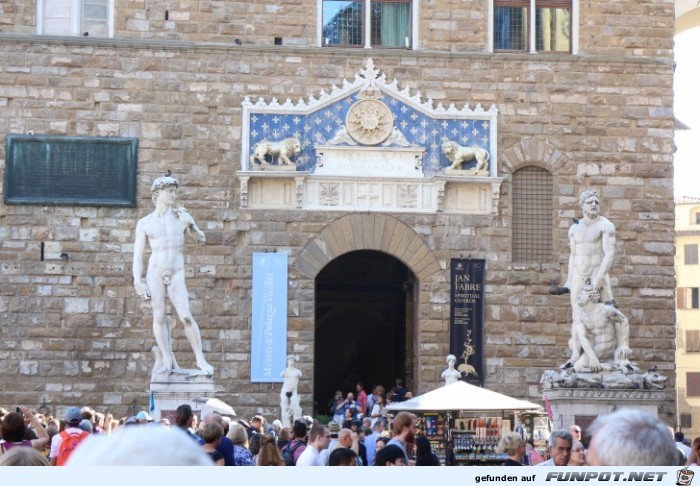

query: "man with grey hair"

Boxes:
[586, 409, 679, 466]
[133, 174, 212, 375]
[536, 430, 572, 466]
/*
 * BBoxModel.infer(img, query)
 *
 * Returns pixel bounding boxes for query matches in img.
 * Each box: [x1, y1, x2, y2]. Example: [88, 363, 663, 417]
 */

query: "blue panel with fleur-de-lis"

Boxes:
[247, 91, 492, 176]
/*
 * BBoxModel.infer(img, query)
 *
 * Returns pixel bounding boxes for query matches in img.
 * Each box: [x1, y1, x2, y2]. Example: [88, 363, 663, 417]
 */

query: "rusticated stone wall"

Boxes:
[0, 0, 677, 422]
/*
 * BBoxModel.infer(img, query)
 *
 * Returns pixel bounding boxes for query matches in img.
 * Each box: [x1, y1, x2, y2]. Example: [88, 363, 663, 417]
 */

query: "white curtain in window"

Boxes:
[42, 0, 73, 36]
[378, 2, 409, 47]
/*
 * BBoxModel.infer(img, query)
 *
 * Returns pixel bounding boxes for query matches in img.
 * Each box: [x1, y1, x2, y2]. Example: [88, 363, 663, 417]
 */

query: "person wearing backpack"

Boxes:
[49, 407, 90, 466]
[280, 420, 307, 466]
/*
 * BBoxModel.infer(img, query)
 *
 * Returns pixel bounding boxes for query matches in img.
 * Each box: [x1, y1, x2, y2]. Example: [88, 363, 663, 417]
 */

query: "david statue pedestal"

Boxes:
[133, 174, 216, 420]
[542, 190, 667, 428]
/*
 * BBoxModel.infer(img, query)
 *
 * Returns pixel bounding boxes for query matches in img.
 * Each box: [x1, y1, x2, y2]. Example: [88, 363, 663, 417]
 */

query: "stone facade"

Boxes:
[675, 199, 700, 437]
[0, 1, 677, 421]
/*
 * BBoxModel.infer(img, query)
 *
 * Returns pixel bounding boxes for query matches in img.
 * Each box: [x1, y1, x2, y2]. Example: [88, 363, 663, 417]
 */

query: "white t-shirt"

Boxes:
[49, 427, 85, 460]
[295, 445, 324, 466]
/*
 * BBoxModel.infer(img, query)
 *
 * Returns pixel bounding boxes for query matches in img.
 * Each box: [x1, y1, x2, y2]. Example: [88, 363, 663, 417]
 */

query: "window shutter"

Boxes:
[679, 288, 687, 310]
[688, 373, 700, 397]
[686, 330, 700, 353]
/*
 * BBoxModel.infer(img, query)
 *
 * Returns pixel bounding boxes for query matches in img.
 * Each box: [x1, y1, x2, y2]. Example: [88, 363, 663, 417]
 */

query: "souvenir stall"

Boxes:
[516, 411, 553, 463]
[385, 381, 544, 466]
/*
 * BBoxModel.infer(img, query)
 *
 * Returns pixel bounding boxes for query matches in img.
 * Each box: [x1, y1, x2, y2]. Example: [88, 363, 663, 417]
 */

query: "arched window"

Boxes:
[512, 166, 553, 262]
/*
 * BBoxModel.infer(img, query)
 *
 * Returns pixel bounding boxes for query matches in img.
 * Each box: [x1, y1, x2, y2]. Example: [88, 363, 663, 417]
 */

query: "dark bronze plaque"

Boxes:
[4, 134, 138, 206]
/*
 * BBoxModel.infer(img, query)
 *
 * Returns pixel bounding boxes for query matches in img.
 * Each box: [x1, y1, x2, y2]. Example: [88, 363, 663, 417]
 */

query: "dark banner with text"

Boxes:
[450, 258, 485, 386]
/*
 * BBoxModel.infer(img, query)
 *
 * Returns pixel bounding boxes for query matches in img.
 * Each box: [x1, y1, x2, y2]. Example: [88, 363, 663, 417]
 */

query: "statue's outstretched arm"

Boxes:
[177, 207, 206, 244]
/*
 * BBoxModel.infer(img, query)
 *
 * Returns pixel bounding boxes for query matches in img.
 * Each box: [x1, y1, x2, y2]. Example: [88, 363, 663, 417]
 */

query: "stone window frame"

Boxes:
[317, 0, 419, 49]
[36, 0, 115, 38]
[488, 0, 579, 54]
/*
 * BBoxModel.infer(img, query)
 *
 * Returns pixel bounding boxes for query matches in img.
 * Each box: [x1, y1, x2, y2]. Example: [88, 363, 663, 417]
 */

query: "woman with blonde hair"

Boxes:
[496, 432, 525, 466]
[257, 435, 285, 466]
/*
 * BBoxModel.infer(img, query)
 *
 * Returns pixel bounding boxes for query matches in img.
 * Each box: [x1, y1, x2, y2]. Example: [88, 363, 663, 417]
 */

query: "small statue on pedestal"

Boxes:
[441, 354, 462, 386]
[280, 355, 303, 428]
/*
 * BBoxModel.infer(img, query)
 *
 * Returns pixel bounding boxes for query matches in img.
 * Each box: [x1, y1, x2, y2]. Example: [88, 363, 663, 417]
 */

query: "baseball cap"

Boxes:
[136, 411, 154, 422]
[65, 406, 82, 426]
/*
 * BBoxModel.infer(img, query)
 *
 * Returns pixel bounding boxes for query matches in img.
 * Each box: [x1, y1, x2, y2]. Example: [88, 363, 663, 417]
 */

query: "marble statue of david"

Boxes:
[133, 175, 213, 375]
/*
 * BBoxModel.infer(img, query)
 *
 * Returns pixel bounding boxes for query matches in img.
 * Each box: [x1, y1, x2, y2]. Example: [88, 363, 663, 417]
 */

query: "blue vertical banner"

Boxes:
[251, 252, 288, 382]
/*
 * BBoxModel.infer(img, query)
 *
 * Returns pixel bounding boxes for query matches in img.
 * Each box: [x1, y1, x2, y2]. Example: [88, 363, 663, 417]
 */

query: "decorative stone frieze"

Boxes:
[238, 58, 501, 214]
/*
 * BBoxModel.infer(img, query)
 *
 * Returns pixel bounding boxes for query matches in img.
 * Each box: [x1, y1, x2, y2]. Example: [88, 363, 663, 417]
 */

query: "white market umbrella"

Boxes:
[384, 381, 541, 413]
[193, 397, 237, 416]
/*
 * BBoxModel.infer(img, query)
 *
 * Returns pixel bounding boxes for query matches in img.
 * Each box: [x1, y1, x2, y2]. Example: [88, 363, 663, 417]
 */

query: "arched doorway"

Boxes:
[313, 250, 416, 416]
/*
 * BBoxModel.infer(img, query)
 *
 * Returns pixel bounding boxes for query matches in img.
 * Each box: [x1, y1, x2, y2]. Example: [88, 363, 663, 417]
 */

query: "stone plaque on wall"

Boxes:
[4, 134, 138, 206]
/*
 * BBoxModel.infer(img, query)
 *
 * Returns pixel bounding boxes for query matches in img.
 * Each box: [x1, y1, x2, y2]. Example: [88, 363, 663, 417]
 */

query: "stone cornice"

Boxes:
[0, 34, 675, 67]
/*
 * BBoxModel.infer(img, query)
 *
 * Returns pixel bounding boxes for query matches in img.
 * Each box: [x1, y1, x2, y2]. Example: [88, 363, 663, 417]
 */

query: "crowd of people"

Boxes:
[0, 392, 689, 467]
[496, 408, 687, 467]
[0, 399, 427, 466]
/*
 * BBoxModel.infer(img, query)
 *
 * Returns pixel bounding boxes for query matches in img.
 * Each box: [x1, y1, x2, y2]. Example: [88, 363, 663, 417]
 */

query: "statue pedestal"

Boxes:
[149, 370, 217, 422]
[542, 387, 668, 430]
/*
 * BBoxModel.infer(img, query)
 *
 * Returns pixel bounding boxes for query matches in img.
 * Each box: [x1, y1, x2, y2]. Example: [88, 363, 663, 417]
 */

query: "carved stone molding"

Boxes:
[236, 171, 504, 214]
[542, 388, 667, 401]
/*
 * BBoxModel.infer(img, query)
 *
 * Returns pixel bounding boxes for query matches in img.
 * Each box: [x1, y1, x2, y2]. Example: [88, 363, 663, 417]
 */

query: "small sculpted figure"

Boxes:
[441, 354, 461, 386]
[280, 355, 303, 428]
[251, 137, 301, 167]
[568, 285, 630, 373]
[441, 140, 490, 173]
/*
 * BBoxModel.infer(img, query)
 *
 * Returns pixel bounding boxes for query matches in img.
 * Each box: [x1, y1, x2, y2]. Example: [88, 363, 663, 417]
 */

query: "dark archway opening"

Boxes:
[313, 250, 415, 417]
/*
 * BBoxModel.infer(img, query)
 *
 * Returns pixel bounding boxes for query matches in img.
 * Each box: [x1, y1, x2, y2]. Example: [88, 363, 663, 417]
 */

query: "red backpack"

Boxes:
[55, 429, 90, 466]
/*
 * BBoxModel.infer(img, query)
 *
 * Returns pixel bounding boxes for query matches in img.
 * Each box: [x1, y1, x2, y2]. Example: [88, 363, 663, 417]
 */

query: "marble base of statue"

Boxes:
[149, 347, 217, 421]
[540, 366, 668, 429]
